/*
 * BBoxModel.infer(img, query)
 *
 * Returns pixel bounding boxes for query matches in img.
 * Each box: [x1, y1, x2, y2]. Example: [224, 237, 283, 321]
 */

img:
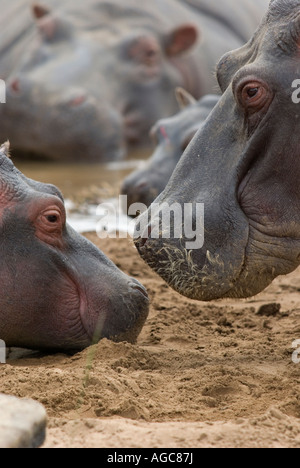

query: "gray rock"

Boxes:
[0, 394, 47, 448]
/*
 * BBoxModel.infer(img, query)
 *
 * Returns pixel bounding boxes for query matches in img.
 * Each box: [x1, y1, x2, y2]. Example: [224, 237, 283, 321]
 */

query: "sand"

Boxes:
[1, 234, 300, 448]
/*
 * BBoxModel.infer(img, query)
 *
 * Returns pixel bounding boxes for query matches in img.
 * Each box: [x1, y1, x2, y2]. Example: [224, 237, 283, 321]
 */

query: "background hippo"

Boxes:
[135, 0, 300, 301]
[121, 90, 219, 210]
[0, 143, 149, 350]
[0, 0, 268, 161]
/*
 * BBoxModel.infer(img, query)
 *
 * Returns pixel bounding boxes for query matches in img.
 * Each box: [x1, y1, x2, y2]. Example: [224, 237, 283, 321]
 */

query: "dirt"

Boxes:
[1, 234, 300, 448]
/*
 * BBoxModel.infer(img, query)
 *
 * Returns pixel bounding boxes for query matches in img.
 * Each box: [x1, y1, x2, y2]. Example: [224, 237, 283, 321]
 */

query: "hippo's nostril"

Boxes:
[133, 181, 151, 197]
[129, 280, 149, 300]
[136, 181, 149, 192]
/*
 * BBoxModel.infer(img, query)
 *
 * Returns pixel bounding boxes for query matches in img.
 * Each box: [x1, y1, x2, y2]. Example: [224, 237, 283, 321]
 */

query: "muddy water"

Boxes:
[15, 152, 149, 198]
[15, 150, 151, 233]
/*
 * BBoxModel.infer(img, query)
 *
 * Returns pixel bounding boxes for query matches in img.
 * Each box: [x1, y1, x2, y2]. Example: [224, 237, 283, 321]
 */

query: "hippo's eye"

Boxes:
[241, 84, 265, 106]
[34, 202, 65, 249]
[236, 79, 270, 113]
[42, 210, 61, 226]
[39, 208, 63, 232]
[247, 88, 259, 98]
[128, 36, 160, 67]
[47, 215, 58, 223]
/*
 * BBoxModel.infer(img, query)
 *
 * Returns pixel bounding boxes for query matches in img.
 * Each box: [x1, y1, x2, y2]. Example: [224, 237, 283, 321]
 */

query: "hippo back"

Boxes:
[0, 0, 269, 80]
[183, 0, 270, 42]
[0, 0, 63, 79]
[0, 0, 269, 162]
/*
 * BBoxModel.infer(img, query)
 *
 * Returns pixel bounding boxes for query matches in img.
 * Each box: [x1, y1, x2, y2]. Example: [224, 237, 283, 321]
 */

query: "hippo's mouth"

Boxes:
[65, 259, 149, 346]
[64, 266, 102, 345]
[53, 269, 95, 348]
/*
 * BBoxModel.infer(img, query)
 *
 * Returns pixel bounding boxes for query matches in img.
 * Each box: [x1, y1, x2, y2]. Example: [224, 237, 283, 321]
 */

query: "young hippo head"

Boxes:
[0, 143, 149, 350]
[135, 0, 300, 301]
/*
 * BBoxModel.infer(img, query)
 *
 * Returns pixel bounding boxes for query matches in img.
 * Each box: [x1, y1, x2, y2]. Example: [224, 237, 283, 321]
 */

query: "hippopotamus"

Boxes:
[0, 142, 149, 350]
[0, 0, 269, 161]
[121, 90, 219, 209]
[134, 0, 300, 302]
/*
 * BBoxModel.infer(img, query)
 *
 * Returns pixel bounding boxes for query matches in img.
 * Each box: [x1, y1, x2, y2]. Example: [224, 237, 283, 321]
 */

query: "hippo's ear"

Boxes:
[32, 3, 51, 20]
[175, 88, 197, 110]
[32, 8, 73, 42]
[165, 24, 199, 56]
[0, 141, 11, 159]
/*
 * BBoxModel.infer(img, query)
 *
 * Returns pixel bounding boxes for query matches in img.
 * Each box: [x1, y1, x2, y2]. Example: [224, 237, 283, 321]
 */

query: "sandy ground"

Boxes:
[1, 234, 300, 448]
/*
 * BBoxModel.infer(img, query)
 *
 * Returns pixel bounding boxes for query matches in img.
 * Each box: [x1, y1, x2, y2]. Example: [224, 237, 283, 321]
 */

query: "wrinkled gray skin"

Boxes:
[135, 0, 300, 301]
[0, 0, 268, 161]
[121, 92, 219, 209]
[0, 144, 149, 350]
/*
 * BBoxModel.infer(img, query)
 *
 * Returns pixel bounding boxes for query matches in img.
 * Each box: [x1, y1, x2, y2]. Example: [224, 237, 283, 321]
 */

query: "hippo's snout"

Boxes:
[91, 277, 149, 346]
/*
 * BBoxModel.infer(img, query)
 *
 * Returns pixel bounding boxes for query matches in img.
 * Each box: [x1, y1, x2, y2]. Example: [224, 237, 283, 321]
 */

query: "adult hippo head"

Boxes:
[121, 90, 219, 209]
[135, 0, 300, 301]
[0, 143, 149, 350]
[0, 0, 268, 161]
